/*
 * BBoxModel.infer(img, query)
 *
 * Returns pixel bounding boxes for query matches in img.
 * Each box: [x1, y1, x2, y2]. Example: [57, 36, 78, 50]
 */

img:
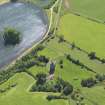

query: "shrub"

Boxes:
[35, 73, 47, 85]
[71, 42, 76, 49]
[58, 35, 65, 43]
[60, 65, 63, 69]
[10, 0, 18, 2]
[81, 78, 96, 88]
[46, 95, 67, 101]
[101, 59, 105, 63]
[59, 60, 63, 64]
[63, 83, 73, 96]
[95, 74, 105, 82]
[37, 55, 49, 63]
[88, 52, 96, 60]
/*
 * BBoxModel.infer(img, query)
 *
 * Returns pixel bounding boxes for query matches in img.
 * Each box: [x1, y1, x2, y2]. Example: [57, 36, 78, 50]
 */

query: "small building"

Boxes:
[49, 61, 56, 75]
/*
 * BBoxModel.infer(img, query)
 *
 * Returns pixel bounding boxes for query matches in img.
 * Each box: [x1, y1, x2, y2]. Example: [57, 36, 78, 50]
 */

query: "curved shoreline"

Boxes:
[0, 0, 60, 70]
[0, 2, 48, 69]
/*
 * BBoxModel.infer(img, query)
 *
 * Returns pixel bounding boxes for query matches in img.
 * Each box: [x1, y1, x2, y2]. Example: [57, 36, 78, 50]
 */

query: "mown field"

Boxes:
[0, 0, 105, 105]
[58, 13, 105, 58]
[70, 0, 105, 23]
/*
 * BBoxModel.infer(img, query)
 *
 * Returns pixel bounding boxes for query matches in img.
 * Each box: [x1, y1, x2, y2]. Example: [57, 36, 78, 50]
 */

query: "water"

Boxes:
[0, 2, 48, 68]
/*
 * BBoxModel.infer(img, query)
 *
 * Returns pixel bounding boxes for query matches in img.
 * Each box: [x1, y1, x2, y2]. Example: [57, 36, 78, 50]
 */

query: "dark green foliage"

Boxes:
[59, 60, 63, 65]
[81, 74, 105, 88]
[81, 78, 96, 88]
[31, 76, 73, 96]
[43, 0, 57, 9]
[0, 44, 46, 84]
[37, 55, 49, 63]
[57, 78, 73, 96]
[88, 52, 96, 60]
[35, 73, 47, 85]
[53, 6, 59, 13]
[95, 74, 105, 82]
[0, 68, 16, 84]
[71, 42, 76, 50]
[59, 60, 63, 69]
[47, 95, 67, 101]
[60, 65, 63, 69]
[63, 84, 73, 96]
[3, 27, 21, 46]
[101, 59, 105, 63]
[58, 35, 65, 43]
[10, 0, 18, 2]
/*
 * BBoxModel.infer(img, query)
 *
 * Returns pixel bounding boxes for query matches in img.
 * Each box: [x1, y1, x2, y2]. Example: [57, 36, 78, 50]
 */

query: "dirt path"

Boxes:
[63, 0, 70, 9]
[0, 0, 8, 5]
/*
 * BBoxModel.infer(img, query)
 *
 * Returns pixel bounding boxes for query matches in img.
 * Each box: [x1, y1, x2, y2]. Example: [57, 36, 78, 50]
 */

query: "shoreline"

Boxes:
[0, 1, 49, 70]
[0, 0, 59, 70]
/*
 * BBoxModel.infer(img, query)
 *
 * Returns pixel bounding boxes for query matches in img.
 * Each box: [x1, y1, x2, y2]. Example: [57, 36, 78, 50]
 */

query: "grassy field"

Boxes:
[0, 35, 104, 105]
[70, 0, 105, 23]
[0, 72, 68, 105]
[58, 13, 105, 58]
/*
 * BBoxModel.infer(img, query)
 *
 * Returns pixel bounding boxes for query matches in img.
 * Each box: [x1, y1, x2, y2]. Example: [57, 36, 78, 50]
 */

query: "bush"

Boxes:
[81, 78, 96, 88]
[37, 55, 49, 63]
[71, 42, 76, 49]
[63, 83, 73, 96]
[58, 35, 65, 43]
[35, 73, 47, 85]
[60, 65, 63, 69]
[88, 52, 96, 60]
[10, 0, 18, 2]
[95, 74, 105, 82]
[47, 95, 67, 101]
[3, 27, 21, 46]
[31, 76, 74, 96]
[101, 59, 105, 63]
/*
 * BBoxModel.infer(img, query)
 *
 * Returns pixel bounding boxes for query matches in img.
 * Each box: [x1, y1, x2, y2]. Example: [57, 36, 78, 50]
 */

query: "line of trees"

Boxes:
[31, 73, 73, 97]
[81, 74, 105, 88]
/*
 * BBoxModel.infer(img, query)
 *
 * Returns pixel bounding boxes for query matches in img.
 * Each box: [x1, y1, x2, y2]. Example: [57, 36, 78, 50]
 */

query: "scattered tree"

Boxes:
[88, 52, 96, 60]
[3, 27, 21, 46]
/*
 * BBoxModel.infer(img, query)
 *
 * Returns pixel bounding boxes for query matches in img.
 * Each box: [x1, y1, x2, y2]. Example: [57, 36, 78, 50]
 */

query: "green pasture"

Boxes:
[58, 13, 105, 58]
[70, 0, 105, 22]
[0, 72, 67, 105]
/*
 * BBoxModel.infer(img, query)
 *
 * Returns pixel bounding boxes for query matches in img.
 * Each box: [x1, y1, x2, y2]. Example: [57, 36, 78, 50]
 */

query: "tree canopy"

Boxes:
[3, 27, 21, 46]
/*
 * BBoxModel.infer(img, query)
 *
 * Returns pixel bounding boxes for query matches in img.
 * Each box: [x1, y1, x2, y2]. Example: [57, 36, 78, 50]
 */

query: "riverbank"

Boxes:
[0, 0, 60, 70]
[0, 2, 48, 69]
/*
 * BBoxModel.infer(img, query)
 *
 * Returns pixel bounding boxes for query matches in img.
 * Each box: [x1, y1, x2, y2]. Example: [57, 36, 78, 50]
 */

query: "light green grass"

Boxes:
[82, 85, 105, 105]
[39, 37, 105, 73]
[36, 38, 94, 87]
[70, 0, 105, 22]
[58, 13, 105, 58]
